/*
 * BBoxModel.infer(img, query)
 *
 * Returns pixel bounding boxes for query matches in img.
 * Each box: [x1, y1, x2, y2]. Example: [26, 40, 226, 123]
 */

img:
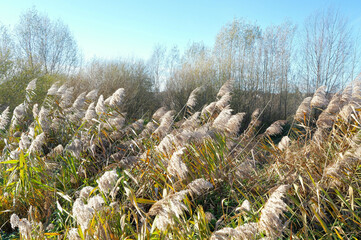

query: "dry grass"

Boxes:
[1, 79, 361, 239]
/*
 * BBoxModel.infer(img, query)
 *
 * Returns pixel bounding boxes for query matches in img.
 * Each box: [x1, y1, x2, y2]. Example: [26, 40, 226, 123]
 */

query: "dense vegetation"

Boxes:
[0, 8, 359, 125]
[0, 6, 361, 240]
[0, 76, 361, 239]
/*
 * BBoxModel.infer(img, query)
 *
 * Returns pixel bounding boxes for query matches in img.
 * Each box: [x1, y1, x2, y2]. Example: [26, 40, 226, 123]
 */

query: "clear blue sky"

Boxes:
[0, 0, 360, 61]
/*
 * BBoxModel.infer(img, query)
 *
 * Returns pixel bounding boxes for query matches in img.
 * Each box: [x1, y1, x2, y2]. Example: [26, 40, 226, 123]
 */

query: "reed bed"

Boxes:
[1, 77, 361, 239]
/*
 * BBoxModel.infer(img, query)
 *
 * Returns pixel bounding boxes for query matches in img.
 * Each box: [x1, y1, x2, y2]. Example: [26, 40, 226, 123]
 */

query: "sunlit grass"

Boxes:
[1, 79, 361, 239]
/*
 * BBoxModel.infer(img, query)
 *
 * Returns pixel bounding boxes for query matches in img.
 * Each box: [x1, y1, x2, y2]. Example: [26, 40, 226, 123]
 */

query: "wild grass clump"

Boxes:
[1, 77, 361, 239]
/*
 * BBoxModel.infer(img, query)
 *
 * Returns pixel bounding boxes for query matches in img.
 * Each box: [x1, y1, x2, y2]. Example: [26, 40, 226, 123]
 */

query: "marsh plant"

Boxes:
[1, 75, 361, 239]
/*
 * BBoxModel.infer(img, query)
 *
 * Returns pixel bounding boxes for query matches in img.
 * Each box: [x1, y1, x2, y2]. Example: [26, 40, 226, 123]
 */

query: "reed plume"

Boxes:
[310, 86, 328, 109]
[149, 190, 189, 231]
[167, 147, 188, 179]
[186, 86, 202, 109]
[72, 92, 87, 109]
[217, 79, 234, 98]
[26, 78, 37, 92]
[225, 112, 245, 137]
[212, 106, 232, 131]
[0, 106, 10, 130]
[85, 89, 99, 101]
[264, 120, 287, 136]
[258, 184, 289, 238]
[95, 95, 106, 116]
[47, 82, 59, 95]
[294, 97, 312, 123]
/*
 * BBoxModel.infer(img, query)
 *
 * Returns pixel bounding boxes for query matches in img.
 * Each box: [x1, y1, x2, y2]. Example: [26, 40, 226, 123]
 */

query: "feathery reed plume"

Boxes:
[72, 92, 87, 109]
[153, 110, 175, 138]
[211, 227, 240, 240]
[212, 106, 232, 131]
[104, 95, 112, 106]
[264, 120, 287, 137]
[325, 92, 341, 115]
[47, 144, 64, 158]
[12, 103, 26, 123]
[140, 121, 157, 137]
[108, 116, 125, 130]
[32, 103, 39, 119]
[26, 78, 37, 91]
[187, 178, 213, 196]
[155, 133, 175, 157]
[72, 198, 94, 231]
[10, 214, 32, 239]
[236, 199, 251, 213]
[338, 103, 353, 121]
[216, 92, 231, 110]
[217, 79, 234, 98]
[211, 223, 258, 240]
[10, 213, 19, 229]
[131, 119, 144, 132]
[96, 169, 118, 194]
[236, 223, 259, 239]
[83, 102, 97, 122]
[310, 86, 328, 109]
[226, 112, 245, 136]
[278, 136, 291, 151]
[57, 84, 67, 96]
[351, 80, 361, 107]
[340, 83, 352, 107]
[68, 228, 81, 240]
[186, 86, 202, 109]
[110, 88, 125, 108]
[167, 147, 188, 179]
[87, 195, 105, 211]
[10, 149, 20, 160]
[95, 95, 106, 116]
[28, 126, 35, 139]
[28, 133, 45, 154]
[68, 109, 85, 123]
[316, 113, 336, 129]
[294, 97, 312, 123]
[60, 87, 74, 109]
[86, 89, 98, 101]
[66, 139, 82, 158]
[243, 108, 261, 138]
[149, 190, 189, 231]
[323, 148, 361, 186]
[19, 133, 31, 150]
[0, 106, 10, 130]
[181, 112, 200, 130]
[258, 184, 289, 238]
[79, 186, 95, 200]
[202, 101, 217, 117]
[173, 129, 193, 147]
[152, 107, 168, 122]
[39, 106, 50, 132]
[251, 108, 260, 119]
[47, 82, 59, 95]
[190, 124, 211, 143]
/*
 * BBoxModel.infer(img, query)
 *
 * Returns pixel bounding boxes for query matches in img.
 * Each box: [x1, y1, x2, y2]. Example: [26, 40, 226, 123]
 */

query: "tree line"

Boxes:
[0, 7, 359, 126]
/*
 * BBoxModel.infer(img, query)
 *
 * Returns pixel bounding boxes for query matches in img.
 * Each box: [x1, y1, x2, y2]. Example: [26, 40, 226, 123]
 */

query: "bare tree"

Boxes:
[15, 8, 79, 74]
[300, 8, 357, 92]
[0, 24, 14, 82]
[148, 44, 166, 92]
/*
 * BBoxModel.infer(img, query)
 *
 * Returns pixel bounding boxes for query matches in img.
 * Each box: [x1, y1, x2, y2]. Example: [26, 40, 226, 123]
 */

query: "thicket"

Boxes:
[0, 6, 361, 240]
[0, 8, 359, 124]
[0, 77, 361, 239]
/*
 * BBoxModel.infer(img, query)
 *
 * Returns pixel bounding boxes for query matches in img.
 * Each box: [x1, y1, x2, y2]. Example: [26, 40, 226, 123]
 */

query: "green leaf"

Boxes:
[0, 159, 19, 164]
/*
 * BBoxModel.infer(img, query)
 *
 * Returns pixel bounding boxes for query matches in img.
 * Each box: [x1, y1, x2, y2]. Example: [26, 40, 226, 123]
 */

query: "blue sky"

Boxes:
[0, 0, 360, 61]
